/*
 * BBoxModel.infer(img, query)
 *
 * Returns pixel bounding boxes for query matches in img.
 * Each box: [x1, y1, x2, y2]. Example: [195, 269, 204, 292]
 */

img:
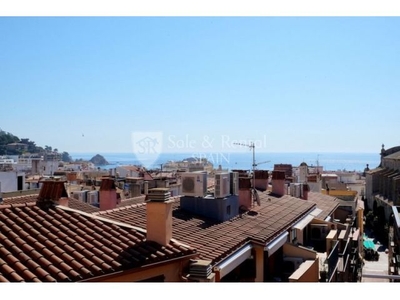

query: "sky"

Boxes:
[1, 3, 400, 155]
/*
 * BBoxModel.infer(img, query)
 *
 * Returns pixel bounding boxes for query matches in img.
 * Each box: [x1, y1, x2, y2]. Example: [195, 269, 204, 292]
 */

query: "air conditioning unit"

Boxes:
[181, 172, 207, 197]
[289, 183, 302, 198]
[72, 190, 88, 203]
[88, 191, 99, 205]
[215, 172, 230, 198]
[230, 172, 239, 195]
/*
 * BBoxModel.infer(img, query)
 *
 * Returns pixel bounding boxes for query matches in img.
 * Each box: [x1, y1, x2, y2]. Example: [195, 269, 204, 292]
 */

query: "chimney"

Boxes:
[99, 178, 118, 211]
[37, 180, 69, 208]
[58, 197, 69, 207]
[146, 188, 173, 246]
[238, 177, 252, 210]
[254, 170, 269, 191]
[271, 171, 286, 197]
[302, 184, 310, 200]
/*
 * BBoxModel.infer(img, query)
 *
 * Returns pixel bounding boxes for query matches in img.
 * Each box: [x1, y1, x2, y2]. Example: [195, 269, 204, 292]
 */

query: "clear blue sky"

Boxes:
[1, 16, 399, 154]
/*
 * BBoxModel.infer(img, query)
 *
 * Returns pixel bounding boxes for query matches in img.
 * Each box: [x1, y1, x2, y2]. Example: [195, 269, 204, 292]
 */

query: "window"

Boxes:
[227, 205, 231, 215]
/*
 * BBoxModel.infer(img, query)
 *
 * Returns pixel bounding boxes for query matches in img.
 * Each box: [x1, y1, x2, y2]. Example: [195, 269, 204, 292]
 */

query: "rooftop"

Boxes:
[94, 191, 316, 265]
[0, 201, 195, 282]
[0, 192, 100, 214]
[307, 192, 340, 220]
[385, 150, 400, 160]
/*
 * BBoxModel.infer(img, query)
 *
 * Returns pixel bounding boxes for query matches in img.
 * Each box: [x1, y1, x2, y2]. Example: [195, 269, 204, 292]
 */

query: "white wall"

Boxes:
[39, 161, 59, 175]
[63, 164, 82, 171]
[169, 185, 181, 197]
[337, 173, 358, 184]
[116, 166, 139, 178]
[298, 166, 308, 183]
[308, 181, 322, 193]
[0, 171, 25, 192]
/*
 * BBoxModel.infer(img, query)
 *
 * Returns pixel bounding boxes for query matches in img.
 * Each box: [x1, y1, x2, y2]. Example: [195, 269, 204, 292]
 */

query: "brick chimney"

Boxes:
[271, 171, 286, 197]
[37, 179, 69, 208]
[146, 188, 173, 246]
[302, 184, 310, 200]
[238, 177, 252, 210]
[254, 170, 269, 191]
[99, 178, 119, 211]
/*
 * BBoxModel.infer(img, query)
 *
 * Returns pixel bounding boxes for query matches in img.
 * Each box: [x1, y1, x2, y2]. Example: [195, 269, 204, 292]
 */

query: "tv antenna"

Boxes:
[233, 141, 262, 206]
[255, 160, 271, 170]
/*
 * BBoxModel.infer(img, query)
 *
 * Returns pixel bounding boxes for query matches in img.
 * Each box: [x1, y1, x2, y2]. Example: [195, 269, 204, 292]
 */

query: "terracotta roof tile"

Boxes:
[94, 191, 316, 266]
[0, 195, 38, 206]
[0, 200, 195, 282]
[307, 192, 340, 220]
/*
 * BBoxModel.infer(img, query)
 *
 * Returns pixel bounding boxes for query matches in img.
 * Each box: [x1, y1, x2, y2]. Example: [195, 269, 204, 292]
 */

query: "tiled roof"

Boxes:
[117, 195, 146, 208]
[94, 191, 316, 265]
[67, 198, 100, 213]
[0, 202, 196, 282]
[366, 167, 384, 174]
[307, 192, 340, 220]
[1, 194, 100, 214]
[0, 195, 38, 205]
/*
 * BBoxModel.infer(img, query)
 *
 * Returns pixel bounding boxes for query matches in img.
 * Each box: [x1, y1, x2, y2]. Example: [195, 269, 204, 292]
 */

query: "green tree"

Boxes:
[62, 151, 72, 162]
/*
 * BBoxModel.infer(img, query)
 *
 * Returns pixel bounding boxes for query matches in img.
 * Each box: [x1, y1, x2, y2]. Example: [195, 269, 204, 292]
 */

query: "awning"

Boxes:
[310, 208, 323, 217]
[214, 244, 252, 279]
[264, 231, 289, 256]
[293, 214, 314, 230]
[293, 208, 322, 230]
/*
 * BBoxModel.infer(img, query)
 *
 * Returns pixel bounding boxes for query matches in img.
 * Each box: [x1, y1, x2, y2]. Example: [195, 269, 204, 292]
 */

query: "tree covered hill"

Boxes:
[0, 129, 72, 162]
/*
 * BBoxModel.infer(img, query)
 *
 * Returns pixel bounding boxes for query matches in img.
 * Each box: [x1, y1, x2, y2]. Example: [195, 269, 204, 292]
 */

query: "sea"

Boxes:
[69, 152, 381, 173]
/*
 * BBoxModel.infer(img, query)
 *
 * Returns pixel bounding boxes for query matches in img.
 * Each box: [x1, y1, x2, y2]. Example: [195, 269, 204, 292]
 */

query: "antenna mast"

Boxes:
[234, 141, 257, 205]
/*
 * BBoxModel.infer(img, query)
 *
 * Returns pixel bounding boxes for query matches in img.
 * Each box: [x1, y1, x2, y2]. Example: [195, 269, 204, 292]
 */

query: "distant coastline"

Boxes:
[70, 152, 380, 172]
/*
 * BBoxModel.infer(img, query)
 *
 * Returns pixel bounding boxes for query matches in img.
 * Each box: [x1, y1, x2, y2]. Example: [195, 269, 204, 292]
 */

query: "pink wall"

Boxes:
[100, 190, 118, 211]
[239, 189, 252, 210]
[254, 179, 268, 191]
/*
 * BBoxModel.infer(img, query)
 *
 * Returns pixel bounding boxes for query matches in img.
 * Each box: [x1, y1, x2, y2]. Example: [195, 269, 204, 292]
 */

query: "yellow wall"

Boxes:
[357, 208, 364, 236]
[289, 259, 319, 282]
[283, 243, 319, 282]
[321, 190, 357, 197]
[254, 245, 264, 282]
[283, 243, 317, 260]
